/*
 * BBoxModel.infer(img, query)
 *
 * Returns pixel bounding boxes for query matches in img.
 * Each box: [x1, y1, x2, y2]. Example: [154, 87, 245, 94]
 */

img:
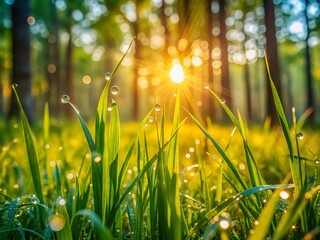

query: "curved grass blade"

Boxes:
[62, 101, 102, 223]
[186, 109, 247, 192]
[107, 118, 187, 225]
[12, 86, 44, 204]
[272, 185, 320, 240]
[186, 184, 294, 239]
[248, 174, 292, 240]
[205, 89, 265, 187]
[75, 210, 114, 240]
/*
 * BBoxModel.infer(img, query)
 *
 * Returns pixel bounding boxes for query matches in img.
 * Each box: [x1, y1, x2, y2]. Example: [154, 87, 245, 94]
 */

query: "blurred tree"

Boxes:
[64, 5, 75, 119]
[304, 0, 314, 120]
[9, 0, 36, 123]
[218, 0, 231, 110]
[160, 0, 169, 64]
[46, 0, 62, 117]
[264, 0, 282, 124]
[203, 0, 215, 122]
[133, 0, 142, 121]
[0, 1, 9, 120]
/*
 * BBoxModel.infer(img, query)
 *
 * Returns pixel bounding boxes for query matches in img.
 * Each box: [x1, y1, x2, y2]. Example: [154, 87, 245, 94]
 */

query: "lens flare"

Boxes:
[169, 63, 184, 83]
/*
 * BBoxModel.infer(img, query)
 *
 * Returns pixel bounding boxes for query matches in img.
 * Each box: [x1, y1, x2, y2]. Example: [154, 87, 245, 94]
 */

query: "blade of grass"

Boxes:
[272, 185, 320, 240]
[248, 174, 292, 240]
[186, 184, 294, 239]
[12, 86, 44, 205]
[75, 210, 114, 240]
[107, 118, 187, 225]
[164, 89, 182, 240]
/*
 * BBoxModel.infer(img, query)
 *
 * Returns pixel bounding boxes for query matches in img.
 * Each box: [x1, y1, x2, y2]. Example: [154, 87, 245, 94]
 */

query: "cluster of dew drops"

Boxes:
[60, 72, 120, 106]
[296, 132, 320, 165]
[60, 72, 163, 114]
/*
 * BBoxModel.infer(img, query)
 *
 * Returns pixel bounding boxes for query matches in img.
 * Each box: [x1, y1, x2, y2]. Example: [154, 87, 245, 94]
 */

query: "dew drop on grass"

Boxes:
[31, 195, 39, 204]
[280, 191, 290, 200]
[57, 197, 66, 206]
[203, 83, 209, 89]
[296, 132, 304, 140]
[154, 104, 161, 112]
[49, 214, 65, 232]
[12, 83, 18, 88]
[220, 98, 226, 104]
[61, 95, 70, 104]
[219, 220, 230, 229]
[111, 86, 120, 95]
[107, 104, 113, 111]
[94, 156, 101, 163]
[148, 115, 154, 123]
[105, 72, 112, 81]
[315, 157, 320, 164]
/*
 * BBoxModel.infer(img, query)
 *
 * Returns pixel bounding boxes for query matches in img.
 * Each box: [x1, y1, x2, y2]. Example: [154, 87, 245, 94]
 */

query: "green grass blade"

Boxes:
[43, 102, 49, 143]
[186, 184, 294, 239]
[103, 100, 120, 225]
[107, 118, 187, 225]
[166, 89, 182, 240]
[272, 185, 320, 240]
[205, 89, 264, 187]
[12, 86, 44, 204]
[117, 109, 153, 196]
[75, 210, 114, 240]
[248, 175, 291, 240]
[54, 202, 73, 240]
[62, 101, 103, 227]
[265, 58, 300, 193]
[187, 109, 247, 191]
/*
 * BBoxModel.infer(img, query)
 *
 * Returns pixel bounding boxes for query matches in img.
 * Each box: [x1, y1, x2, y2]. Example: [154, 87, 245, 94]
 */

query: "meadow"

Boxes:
[1, 55, 320, 240]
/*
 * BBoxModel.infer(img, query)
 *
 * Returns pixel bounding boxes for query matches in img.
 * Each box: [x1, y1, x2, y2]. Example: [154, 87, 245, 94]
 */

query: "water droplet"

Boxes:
[203, 83, 209, 89]
[220, 98, 226, 104]
[105, 72, 112, 81]
[315, 157, 320, 164]
[107, 104, 113, 111]
[296, 132, 304, 140]
[57, 197, 66, 206]
[111, 86, 119, 95]
[94, 156, 101, 163]
[49, 214, 65, 231]
[61, 95, 70, 104]
[154, 104, 161, 112]
[280, 191, 290, 200]
[148, 115, 154, 123]
[31, 195, 39, 204]
[219, 219, 230, 229]
[200, 208, 206, 214]
[12, 83, 18, 88]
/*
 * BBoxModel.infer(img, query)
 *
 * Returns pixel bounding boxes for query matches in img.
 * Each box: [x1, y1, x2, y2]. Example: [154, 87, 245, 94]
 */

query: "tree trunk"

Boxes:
[304, 0, 314, 120]
[0, 58, 4, 119]
[203, 0, 215, 122]
[45, 0, 61, 117]
[9, 0, 36, 123]
[219, 0, 231, 110]
[264, 0, 282, 124]
[132, 0, 141, 121]
[64, 28, 74, 118]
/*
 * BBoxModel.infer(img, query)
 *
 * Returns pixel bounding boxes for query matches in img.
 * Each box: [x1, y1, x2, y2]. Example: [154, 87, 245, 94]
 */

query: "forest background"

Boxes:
[0, 0, 319, 124]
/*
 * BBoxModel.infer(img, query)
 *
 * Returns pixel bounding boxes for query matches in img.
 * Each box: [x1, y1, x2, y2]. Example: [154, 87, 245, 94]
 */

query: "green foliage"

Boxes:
[2, 54, 320, 240]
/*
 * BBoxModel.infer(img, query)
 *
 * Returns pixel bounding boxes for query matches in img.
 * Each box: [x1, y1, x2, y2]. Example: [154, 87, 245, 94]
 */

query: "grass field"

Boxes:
[1, 53, 320, 239]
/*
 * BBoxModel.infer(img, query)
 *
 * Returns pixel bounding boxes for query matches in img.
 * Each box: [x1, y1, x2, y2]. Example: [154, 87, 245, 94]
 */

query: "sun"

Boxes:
[169, 63, 185, 83]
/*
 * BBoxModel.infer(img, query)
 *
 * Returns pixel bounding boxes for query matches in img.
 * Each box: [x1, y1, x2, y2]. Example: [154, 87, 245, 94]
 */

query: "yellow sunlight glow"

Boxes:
[169, 63, 185, 83]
